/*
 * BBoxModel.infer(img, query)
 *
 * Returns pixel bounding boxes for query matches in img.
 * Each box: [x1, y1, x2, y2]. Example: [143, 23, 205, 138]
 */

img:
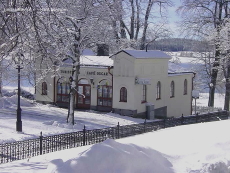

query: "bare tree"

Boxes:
[178, 0, 230, 107]
[30, 0, 117, 124]
[106, 0, 172, 50]
[219, 19, 230, 110]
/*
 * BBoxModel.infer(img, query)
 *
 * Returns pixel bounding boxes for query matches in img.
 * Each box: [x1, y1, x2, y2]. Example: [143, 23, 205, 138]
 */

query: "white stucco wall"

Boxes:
[35, 50, 194, 118]
[167, 74, 193, 117]
[35, 65, 112, 106]
[112, 51, 194, 117]
[35, 71, 55, 103]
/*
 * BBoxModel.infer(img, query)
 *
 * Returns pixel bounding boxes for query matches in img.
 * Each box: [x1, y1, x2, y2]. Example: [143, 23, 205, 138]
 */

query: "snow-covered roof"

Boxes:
[111, 49, 171, 59]
[80, 55, 113, 67]
[168, 61, 194, 76]
[62, 55, 113, 67]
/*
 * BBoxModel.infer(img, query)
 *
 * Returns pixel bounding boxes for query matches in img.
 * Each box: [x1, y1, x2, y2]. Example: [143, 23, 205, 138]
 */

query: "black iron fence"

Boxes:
[0, 111, 228, 164]
[192, 105, 222, 114]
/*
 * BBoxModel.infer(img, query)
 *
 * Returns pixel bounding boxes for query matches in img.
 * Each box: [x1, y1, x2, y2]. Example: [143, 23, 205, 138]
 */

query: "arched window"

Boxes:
[184, 79, 187, 95]
[57, 78, 70, 102]
[120, 87, 127, 102]
[42, 82, 47, 95]
[170, 81, 175, 98]
[156, 81, 161, 100]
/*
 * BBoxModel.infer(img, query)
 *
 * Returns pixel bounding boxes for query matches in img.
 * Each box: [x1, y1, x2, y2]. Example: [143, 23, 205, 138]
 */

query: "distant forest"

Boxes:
[148, 38, 213, 52]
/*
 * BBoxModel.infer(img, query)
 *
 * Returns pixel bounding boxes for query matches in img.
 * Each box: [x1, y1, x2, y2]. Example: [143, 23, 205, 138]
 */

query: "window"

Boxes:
[57, 78, 70, 102]
[97, 80, 112, 107]
[184, 79, 187, 95]
[120, 87, 127, 102]
[170, 81, 175, 98]
[142, 85, 147, 103]
[42, 82, 47, 95]
[156, 81, 161, 100]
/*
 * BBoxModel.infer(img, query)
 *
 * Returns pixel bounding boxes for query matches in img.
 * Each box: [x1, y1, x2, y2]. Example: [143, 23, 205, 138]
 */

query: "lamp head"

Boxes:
[90, 78, 94, 85]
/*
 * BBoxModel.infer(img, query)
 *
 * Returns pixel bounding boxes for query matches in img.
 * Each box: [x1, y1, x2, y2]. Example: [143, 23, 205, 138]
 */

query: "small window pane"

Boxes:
[57, 95, 62, 101]
[103, 99, 108, 106]
[109, 87, 113, 98]
[62, 95, 69, 102]
[85, 98, 90, 104]
[98, 99, 103, 105]
[108, 100, 112, 106]
[78, 86, 83, 95]
[85, 86, 90, 96]
[98, 86, 102, 97]
[78, 96, 83, 104]
[103, 87, 108, 98]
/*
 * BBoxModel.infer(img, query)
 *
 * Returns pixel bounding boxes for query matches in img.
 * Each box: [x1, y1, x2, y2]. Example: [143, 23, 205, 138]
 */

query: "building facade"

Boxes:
[35, 49, 195, 119]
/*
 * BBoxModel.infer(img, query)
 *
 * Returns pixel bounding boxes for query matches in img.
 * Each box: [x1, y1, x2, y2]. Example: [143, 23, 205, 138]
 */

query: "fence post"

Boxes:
[181, 114, 184, 125]
[208, 112, 210, 122]
[83, 125, 86, 146]
[164, 118, 166, 128]
[196, 113, 198, 123]
[117, 122, 120, 139]
[144, 119, 146, 133]
[39, 131, 43, 155]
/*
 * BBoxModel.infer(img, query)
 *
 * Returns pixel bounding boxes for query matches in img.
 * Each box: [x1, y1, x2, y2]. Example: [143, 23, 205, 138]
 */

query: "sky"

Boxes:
[167, 0, 183, 37]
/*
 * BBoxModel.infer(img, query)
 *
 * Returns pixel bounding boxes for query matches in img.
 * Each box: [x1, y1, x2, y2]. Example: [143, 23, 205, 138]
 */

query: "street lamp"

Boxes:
[14, 52, 24, 132]
[192, 90, 200, 115]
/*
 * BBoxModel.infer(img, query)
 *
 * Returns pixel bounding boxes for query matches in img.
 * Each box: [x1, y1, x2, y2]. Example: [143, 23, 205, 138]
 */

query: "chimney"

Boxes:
[97, 44, 109, 56]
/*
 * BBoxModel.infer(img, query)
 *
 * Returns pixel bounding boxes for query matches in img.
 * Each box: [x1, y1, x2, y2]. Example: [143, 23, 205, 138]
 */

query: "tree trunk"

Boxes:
[224, 78, 230, 111]
[134, 0, 140, 40]
[120, 20, 127, 39]
[224, 52, 230, 111]
[68, 43, 80, 125]
[130, 0, 135, 39]
[208, 28, 221, 107]
[112, 20, 120, 43]
[0, 59, 2, 97]
[208, 56, 219, 107]
[224, 23, 230, 111]
[140, 0, 153, 50]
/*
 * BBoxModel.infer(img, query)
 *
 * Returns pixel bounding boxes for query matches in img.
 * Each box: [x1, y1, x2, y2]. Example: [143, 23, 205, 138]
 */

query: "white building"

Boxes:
[35, 49, 195, 119]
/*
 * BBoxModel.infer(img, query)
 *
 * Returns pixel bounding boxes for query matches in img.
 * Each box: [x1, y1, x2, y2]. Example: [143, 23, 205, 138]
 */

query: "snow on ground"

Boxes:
[193, 93, 225, 109]
[0, 87, 228, 173]
[0, 93, 152, 144]
[1, 120, 230, 173]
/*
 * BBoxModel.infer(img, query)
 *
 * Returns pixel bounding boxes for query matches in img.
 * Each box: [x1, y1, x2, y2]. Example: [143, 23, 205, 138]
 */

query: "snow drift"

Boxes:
[46, 139, 174, 173]
[0, 95, 34, 109]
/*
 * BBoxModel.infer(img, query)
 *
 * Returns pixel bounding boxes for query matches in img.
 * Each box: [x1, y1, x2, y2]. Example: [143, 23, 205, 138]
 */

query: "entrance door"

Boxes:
[77, 84, 91, 109]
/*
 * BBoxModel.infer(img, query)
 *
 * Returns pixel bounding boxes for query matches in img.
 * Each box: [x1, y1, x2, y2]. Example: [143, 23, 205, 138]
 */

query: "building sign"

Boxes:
[60, 70, 108, 76]
[135, 77, 151, 85]
[87, 71, 108, 76]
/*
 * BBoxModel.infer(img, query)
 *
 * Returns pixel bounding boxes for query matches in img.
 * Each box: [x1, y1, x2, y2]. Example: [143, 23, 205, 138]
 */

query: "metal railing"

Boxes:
[0, 110, 228, 164]
[192, 105, 222, 114]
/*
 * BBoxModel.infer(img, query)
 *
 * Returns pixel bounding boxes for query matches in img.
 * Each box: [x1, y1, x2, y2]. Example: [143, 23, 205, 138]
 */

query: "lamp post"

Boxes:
[14, 52, 24, 132]
[192, 90, 200, 115]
